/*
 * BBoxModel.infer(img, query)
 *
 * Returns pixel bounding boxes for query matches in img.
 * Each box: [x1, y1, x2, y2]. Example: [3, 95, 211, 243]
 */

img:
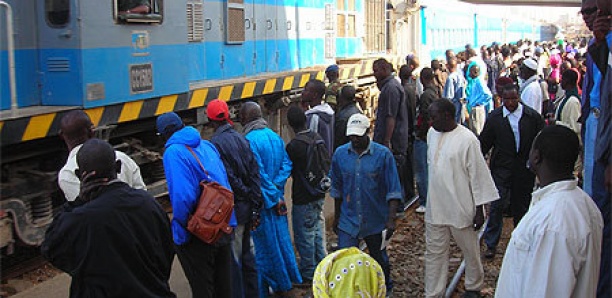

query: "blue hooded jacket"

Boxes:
[162, 126, 236, 245]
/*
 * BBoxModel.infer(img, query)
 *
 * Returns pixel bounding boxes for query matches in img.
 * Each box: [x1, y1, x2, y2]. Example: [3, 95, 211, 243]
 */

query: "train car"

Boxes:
[0, 0, 407, 254]
[0, 0, 549, 255]
[416, 0, 547, 63]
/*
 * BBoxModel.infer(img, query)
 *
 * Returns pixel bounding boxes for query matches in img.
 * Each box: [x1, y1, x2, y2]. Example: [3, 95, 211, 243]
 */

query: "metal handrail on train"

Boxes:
[0, 1, 17, 114]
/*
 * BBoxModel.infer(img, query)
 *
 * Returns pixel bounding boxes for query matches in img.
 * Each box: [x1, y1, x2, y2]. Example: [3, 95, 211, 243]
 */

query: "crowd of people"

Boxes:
[40, 1, 610, 297]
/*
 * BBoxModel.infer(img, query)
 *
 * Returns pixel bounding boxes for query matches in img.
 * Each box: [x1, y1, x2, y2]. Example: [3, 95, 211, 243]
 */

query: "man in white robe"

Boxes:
[496, 125, 603, 298]
[424, 99, 499, 298]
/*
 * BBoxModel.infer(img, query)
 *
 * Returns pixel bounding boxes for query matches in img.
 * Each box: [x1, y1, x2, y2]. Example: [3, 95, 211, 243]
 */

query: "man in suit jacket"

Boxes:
[479, 83, 545, 259]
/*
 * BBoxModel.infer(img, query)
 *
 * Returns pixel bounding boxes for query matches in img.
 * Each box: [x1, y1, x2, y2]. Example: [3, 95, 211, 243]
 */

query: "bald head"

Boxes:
[239, 101, 263, 125]
[76, 139, 119, 180]
[60, 110, 94, 150]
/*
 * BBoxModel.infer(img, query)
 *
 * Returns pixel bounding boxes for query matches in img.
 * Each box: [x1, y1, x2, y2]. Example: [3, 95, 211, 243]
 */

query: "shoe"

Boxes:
[484, 247, 496, 259]
[415, 205, 426, 213]
[462, 290, 482, 298]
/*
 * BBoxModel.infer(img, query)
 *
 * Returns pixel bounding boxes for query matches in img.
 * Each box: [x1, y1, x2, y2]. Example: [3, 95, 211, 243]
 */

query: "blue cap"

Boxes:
[156, 112, 184, 135]
[326, 64, 339, 72]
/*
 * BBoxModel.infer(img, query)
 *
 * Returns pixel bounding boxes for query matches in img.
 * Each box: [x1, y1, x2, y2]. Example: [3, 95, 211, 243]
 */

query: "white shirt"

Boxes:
[425, 125, 499, 228]
[502, 103, 524, 152]
[520, 76, 543, 114]
[496, 180, 603, 298]
[58, 144, 146, 201]
[555, 95, 582, 135]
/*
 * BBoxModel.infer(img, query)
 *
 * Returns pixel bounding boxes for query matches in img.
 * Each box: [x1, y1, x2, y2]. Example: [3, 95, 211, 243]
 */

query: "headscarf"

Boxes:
[313, 247, 386, 298]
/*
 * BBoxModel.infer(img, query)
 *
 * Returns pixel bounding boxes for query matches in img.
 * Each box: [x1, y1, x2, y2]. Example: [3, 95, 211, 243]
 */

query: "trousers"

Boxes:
[413, 140, 428, 206]
[292, 199, 327, 281]
[468, 105, 486, 136]
[425, 223, 484, 298]
[231, 224, 259, 298]
[176, 237, 232, 298]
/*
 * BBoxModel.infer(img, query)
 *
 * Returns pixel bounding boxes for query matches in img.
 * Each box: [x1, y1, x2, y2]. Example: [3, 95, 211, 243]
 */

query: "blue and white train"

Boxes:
[0, 0, 551, 253]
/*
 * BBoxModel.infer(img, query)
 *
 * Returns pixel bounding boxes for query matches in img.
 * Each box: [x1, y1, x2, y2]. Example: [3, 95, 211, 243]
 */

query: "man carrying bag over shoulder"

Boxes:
[156, 112, 237, 298]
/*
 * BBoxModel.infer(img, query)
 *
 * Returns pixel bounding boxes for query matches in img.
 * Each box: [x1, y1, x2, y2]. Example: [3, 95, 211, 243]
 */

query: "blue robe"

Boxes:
[245, 127, 302, 296]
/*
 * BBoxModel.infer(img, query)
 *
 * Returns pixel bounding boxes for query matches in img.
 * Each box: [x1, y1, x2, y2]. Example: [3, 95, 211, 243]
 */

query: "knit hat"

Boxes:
[156, 112, 184, 136]
[206, 99, 233, 125]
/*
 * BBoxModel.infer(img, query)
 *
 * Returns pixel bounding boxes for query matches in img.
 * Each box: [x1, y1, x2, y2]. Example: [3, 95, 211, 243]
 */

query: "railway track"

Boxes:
[1, 255, 48, 283]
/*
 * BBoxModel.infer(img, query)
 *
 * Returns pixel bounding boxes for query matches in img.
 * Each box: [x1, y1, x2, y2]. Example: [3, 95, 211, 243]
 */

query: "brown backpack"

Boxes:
[186, 146, 234, 244]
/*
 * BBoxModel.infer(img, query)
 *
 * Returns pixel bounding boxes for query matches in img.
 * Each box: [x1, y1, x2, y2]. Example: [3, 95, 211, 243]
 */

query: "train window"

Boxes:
[347, 0, 355, 12]
[225, 0, 245, 44]
[347, 15, 356, 37]
[325, 4, 334, 30]
[114, 0, 163, 24]
[46, 0, 70, 27]
[336, 0, 345, 11]
[337, 14, 346, 37]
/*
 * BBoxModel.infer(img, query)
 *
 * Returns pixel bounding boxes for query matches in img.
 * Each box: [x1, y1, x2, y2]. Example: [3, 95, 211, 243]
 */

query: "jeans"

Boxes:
[583, 112, 598, 196]
[337, 229, 393, 291]
[452, 99, 463, 124]
[414, 139, 429, 207]
[393, 153, 410, 210]
[231, 224, 259, 298]
[292, 199, 326, 281]
[176, 237, 232, 298]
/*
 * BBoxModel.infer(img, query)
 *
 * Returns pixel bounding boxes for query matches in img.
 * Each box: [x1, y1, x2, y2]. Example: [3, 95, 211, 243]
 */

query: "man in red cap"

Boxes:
[207, 99, 263, 298]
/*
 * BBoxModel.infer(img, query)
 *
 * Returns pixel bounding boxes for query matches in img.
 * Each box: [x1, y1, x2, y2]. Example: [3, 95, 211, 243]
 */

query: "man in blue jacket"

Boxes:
[207, 99, 262, 298]
[156, 112, 236, 298]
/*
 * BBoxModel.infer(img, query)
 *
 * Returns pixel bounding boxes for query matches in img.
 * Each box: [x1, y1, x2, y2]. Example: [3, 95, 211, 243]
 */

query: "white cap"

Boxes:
[522, 58, 538, 71]
[346, 113, 370, 136]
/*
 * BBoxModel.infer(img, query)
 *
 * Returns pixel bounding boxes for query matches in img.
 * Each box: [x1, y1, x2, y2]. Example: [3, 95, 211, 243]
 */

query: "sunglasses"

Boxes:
[580, 7, 597, 16]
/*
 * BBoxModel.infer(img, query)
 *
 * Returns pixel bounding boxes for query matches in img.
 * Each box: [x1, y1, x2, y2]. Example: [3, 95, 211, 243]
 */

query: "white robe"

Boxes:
[425, 125, 499, 228]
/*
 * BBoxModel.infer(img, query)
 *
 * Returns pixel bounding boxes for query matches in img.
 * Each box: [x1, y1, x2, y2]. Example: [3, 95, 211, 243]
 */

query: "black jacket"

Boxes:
[42, 182, 176, 298]
[211, 124, 263, 224]
[479, 105, 544, 188]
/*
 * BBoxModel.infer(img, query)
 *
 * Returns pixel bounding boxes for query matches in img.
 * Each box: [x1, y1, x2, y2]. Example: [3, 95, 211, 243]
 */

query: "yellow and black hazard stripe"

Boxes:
[0, 57, 403, 146]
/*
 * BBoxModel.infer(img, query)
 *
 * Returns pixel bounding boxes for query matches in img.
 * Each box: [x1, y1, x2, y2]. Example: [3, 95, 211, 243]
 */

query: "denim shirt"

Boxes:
[330, 140, 402, 238]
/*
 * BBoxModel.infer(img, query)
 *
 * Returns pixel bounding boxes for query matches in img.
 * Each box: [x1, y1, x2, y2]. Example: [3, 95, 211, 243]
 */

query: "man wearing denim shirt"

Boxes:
[330, 113, 402, 295]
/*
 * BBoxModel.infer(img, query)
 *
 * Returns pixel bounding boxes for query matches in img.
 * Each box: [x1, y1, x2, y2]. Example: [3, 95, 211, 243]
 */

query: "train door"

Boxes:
[37, 0, 82, 106]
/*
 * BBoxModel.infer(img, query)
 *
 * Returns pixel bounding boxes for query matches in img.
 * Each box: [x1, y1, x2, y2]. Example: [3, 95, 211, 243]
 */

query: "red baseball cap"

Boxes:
[206, 99, 233, 125]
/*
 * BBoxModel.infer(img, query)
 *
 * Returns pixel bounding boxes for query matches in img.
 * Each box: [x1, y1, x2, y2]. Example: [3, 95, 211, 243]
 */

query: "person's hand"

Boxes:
[385, 219, 396, 239]
[275, 201, 288, 216]
[78, 170, 108, 202]
[473, 206, 485, 231]
[593, 13, 611, 42]
[251, 211, 261, 230]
